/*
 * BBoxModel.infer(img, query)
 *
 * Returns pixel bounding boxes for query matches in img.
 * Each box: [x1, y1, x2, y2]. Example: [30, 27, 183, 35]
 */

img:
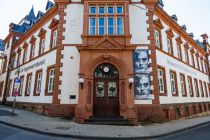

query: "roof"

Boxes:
[9, 1, 54, 35]
[0, 39, 5, 51]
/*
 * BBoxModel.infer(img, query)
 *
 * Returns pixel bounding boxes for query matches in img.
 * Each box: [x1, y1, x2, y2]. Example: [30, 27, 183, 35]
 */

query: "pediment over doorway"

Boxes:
[92, 36, 123, 49]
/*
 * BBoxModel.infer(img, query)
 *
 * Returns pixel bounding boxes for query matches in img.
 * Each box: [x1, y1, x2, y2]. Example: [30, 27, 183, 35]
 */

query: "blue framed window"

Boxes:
[99, 7, 105, 14]
[88, 5, 124, 35]
[108, 6, 114, 14]
[99, 18, 105, 35]
[117, 17, 124, 35]
[108, 17, 114, 35]
[89, 18, 96, 35]
[117, 6, 123, 14]
[90, 6, 96, 14]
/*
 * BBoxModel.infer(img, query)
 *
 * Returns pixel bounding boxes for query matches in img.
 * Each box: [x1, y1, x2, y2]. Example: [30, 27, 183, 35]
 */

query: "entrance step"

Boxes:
[85, 116, 132, 125]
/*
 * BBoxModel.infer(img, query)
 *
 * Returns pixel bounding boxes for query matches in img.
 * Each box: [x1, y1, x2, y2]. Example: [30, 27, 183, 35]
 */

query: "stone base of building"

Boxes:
[3, 102, 210, 124]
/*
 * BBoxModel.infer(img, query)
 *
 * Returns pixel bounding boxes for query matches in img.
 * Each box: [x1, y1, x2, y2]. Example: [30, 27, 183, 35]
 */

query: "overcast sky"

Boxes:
[0, 0, 209, 41]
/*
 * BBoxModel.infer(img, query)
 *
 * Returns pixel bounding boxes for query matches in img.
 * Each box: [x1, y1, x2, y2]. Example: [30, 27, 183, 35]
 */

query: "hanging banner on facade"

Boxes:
[13, 79, 21, 96]
[133, 49, 152, 100]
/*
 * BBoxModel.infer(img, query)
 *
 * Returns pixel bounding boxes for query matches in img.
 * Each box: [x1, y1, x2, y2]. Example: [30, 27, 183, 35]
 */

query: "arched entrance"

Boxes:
[93, 63, 120, 118]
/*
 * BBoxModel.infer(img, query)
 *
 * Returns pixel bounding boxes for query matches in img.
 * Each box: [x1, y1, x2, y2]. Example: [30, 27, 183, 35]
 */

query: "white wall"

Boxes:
[6, 50, 56, 103]
[157, 50, 210, 104]
[63, 4, 84, 44]
[129, 4, 150, 44]
[59, 47, 80, 104]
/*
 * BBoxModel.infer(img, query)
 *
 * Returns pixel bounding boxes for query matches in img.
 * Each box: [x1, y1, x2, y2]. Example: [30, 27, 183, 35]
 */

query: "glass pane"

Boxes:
[117, 6, 123, 14]
[94, 63, 119, 78]
[89, 18, 96, 35]
[96, 82, 104, 97]
[99, 18, 105, 35]
[108, 6, 114, 14]
[99, 7, 105, 14]
[108, 82, 117, 97]
[117, 17, 124, 35]
[108, 18, 114, 35]
[90, 7, 96, 14]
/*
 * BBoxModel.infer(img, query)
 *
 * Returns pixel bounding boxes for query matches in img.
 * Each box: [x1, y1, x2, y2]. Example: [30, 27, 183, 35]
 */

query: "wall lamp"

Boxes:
[79, 77, 84, 89]
[128, 77, 134, 89]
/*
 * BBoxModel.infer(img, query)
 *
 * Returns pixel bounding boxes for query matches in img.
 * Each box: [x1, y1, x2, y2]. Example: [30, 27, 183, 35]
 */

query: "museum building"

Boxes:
[0, 0, 210, 124]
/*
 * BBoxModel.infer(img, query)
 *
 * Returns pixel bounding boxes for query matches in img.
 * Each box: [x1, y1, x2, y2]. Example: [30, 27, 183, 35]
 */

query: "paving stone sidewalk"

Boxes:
[0, 105, 210, 139]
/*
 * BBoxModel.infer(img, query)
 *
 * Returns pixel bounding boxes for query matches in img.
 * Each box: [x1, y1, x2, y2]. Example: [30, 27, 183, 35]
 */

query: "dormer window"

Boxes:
[89, 5, 124, 35]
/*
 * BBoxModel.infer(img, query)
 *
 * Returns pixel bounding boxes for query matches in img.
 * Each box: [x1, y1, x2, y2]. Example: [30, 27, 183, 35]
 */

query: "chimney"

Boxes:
[170, 14, 178, 22]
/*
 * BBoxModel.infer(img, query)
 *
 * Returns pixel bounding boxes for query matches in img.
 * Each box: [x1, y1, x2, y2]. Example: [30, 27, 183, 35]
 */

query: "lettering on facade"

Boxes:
[15, 59, 45, 75]
[167, 59, 197, 76]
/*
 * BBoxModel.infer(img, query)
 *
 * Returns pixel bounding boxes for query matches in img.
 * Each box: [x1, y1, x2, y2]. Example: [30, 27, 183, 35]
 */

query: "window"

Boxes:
[177, 45, 182, 60]
[98, 17, 105, 35]
[200, 59, 204, 72]
[184, 48, 189, 63]
[108, 17, 114, 35]
[180, 74, 186, 96]
[34, 70, 42, 95]
[196, 54, 200, 70]
[40, 38, 45, 54]
[25, 73, 32, 96]
[19, 76, 24, 96]
[46, 65, 55, 95]
[155, 30, 160, 48]
[38, 28, 46, 55]
[204, 82, 208, 98]
[170, 70, 178, 96]
[187, 76, 194, 97]
[167, 38, 173, 55]
[199, 80, 204, 97]
[0, 82, 4, 97]
[48, 68, 55, 92]
[2, 58, 7, 73]
[23, 49, 27, 63]
[158, 69, 164, 93]
[52, 30, 57, 48]
[30, 45, 35, 59]
[194, 79, 199, 97]
[89, 5, 124, 35]
[157, 66, 167, 95]
[190, 50, 195, 67]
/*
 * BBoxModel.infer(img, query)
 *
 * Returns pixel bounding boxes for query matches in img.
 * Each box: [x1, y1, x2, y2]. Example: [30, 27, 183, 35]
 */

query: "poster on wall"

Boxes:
[133, 49, 152, 100]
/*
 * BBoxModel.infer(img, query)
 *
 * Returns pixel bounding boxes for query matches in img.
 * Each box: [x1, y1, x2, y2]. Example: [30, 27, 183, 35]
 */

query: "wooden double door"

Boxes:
[93, 63, 119, 118]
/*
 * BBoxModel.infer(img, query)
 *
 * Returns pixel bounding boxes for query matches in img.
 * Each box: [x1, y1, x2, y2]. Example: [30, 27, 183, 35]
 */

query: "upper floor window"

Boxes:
[167, 38, 173, 55]
[52, 30, 57, 48]
[23, 49, 27, 64]
[155, 30, 161, 48]
[177, 45, 182, 60]
[89, 5, 124, 35]
[40, 38, 45, 54]
[184, 48, 189, 63]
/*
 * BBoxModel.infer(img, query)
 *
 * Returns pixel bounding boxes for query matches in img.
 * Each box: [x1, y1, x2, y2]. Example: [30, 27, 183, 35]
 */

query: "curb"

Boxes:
[0, 120, 210, 139]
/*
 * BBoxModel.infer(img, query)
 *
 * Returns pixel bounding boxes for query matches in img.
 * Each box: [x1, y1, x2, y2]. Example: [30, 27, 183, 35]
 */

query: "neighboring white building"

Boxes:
[0, 0, 209, 124]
